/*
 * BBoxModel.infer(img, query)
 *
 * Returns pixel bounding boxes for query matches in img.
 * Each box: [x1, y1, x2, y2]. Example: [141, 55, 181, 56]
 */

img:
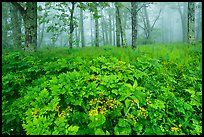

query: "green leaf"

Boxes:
[125, 99, 131, 107]
[183, 102, 192, 110]
[118, 118, 130, 127]
[68, 125, 79, 135]
[133, 80, 138, 89]
[95, 128, 105, 135]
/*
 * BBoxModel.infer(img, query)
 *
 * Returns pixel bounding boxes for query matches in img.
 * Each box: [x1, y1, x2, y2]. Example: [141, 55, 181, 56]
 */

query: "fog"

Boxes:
[2, 2, 202, 49]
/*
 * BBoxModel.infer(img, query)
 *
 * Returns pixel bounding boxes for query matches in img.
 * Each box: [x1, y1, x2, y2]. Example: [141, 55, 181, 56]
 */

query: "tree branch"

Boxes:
[150, 8, 162, 31]
[136, 3, 147, 13]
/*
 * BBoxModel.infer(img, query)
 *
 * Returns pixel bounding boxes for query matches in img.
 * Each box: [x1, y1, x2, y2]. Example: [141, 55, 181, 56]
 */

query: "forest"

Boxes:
[2, 2, 202, 135]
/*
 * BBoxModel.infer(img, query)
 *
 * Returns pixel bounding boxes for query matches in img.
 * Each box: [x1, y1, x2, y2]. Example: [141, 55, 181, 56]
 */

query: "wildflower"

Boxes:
[55, 106, 60, 112]
[141, 107, 145, 111]
[67, 106, 72, 112]
[171, 127, 179, 132]
[100, 109, 107, 115]
[58, 111, 65, 118]
[89, 109, 98, 116]
[179, 124, 182, 128]
[90, 99, 95, 106]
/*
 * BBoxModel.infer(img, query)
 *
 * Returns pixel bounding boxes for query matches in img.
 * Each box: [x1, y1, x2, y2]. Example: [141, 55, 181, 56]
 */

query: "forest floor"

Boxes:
[2, 43, 202, 135]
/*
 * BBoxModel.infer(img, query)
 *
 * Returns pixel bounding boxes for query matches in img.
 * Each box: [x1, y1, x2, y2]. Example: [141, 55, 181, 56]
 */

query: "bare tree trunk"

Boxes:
[2, 3, 9, 48]
[101, 18, 105, 45]
[131, 2, 138, 49]
[115, 2, 127, 47]
[79, 8, 85, 47]
[143, 5, 151, 44]
[115, 3, 121, 47]
[90, 13, 94, 46]
[12, 2, 37, 52]
[187, 2, 195, 45]
[113, 14, 116, 46]
[94, 6, 99, 47]
[69, 2, 76, 48]
[108, 12, 112, 45]
[178, 2, 188, 43]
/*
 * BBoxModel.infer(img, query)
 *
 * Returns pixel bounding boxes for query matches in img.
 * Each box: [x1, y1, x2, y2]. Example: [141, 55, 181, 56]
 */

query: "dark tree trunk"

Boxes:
[69, 2, 75, 48]
[131, 2, 138, 49]
[11, 2, 37, 52]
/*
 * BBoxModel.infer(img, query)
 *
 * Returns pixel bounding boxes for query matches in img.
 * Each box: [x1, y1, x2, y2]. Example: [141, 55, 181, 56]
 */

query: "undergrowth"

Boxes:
[2, 43, 202, 135]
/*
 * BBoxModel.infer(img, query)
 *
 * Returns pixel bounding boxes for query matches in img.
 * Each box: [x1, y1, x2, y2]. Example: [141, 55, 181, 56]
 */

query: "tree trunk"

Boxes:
[12, 2, 37, 52]
[131, 2, 138, 49]
[116, 3, 127, 47]
[187, 2, 195, 45]
[90, 13, 94, 46]
[178, 2, 188, 43]
[10, 4, 22, 50]
[79, 8, 85, 47]
[69, 2, 75, 48]
[113, 14, 116, 46]
[94, 7, 99, 47]
[2, 3, 8, 48]
[101, 18, 105, 45]
[101, 10, 108, 45]
[143, 5, 152, 44]
[115, 3, 121, 47]
[38, 20, 45, 48]
[108, 12, 112, 45]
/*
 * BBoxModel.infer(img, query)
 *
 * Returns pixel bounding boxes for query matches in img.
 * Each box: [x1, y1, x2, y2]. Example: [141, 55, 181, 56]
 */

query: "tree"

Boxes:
[87, 2, 109, 47]
[69, 2, 76, 48]
[140, 3, 161, 44]
[79, 7, 85, 47]
[187, 2, 195, 45]
[177, 2, 188, 43]
[10, 4, 22, 50]
[2, 2, 9, 49]
[131, 2, 138, 49]
[11, 2, 37, 52]
[37, 3, 49, 48]
[115, 2, 127, 47]
[115, 3, 121, 47]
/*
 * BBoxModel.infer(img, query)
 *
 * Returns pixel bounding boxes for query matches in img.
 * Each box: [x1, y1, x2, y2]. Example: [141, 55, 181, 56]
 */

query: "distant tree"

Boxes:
[115, 2, 127, 47]
[140, 3, 161, 44]
[115, 2, 121, 47]
[187, 2, 195, 45]
[177, 2, 188, 43]
[11, 2, 37, 52]
[79, 7, 85, 47]
[2, 2, 9, 49]
[37, 3, 49, 48]
[87, 2, 109, 47]
[69, 2, 76, 48]
[10, 4, 22, 50]
[131, 2, 138, 49]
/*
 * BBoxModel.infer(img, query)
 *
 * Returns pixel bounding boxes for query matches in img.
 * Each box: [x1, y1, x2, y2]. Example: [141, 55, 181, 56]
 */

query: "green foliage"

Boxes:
[2, 43, 202, 135]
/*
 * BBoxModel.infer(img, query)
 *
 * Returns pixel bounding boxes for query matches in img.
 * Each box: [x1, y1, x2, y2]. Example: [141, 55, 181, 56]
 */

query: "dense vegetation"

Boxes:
[2, 43, 202, 135]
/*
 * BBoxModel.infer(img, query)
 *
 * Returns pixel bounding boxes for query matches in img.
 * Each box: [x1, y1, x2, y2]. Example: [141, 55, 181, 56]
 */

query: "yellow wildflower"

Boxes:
[90, 99, 95, 106]
[58, 111, 65, 118]
[141, 107, 145, 111]
[171, 127, 179, 132]
[179, 124, 182, 128]
[55, 106, 60, 112]
[89, 109, 98, 116]
[67, 106, 72, 112]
